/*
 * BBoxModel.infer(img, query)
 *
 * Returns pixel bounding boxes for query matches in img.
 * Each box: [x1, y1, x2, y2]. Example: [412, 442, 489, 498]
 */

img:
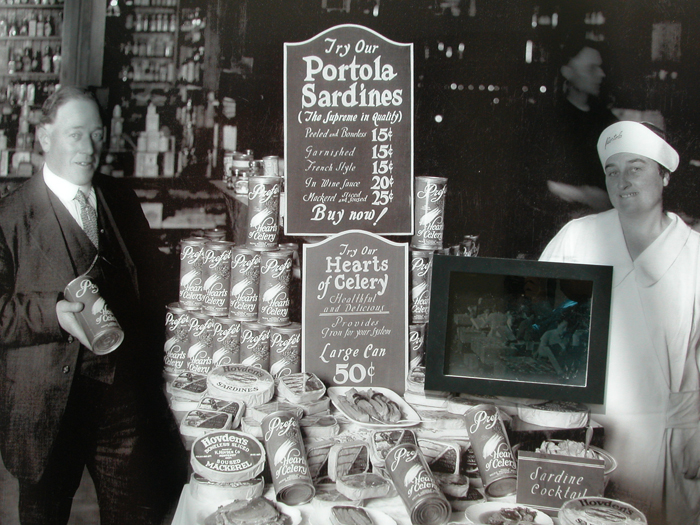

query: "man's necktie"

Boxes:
[74, 189, 99, 248]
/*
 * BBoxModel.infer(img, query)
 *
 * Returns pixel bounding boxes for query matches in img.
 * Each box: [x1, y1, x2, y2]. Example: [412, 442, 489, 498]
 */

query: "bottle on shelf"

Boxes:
[41, 44, 51, 72]
[43, 14, 52, 37]
[52, 45, 61, 75]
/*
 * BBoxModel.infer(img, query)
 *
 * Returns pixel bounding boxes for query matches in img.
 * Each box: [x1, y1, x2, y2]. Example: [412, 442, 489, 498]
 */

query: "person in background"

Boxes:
[0, 86, 187, 524]
[540, 120, 700, 523]
[517, 34, 618, 258]
[545, 37, 617, 211]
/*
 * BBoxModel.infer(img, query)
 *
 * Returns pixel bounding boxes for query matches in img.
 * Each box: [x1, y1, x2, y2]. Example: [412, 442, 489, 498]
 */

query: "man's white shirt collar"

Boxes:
[42, 164, 96, 227]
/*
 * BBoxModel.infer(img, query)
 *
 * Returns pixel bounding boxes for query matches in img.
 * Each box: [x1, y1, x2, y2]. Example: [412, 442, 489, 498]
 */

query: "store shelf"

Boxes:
[0, 5, 63, 9]
[0, 36, 61, 41]
[0, 72, 59, 79]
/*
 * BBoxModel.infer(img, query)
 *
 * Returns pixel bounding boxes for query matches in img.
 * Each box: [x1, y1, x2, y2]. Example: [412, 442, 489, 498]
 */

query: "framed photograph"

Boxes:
[425, 255, 613, 404]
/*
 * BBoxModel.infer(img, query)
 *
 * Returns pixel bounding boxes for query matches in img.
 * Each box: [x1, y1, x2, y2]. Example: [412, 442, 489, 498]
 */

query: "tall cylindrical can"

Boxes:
[385, 443, 451, 525]
[410, 249, 433, 324]
[269, 323, 301, 379]
[63, 275, 124, 355]
[262, 155, 279, 177]
[201, 240, 234, 316]
[261, 411, 315, 506]
[186, 312, 215, 375]
[179, 237, 206, 310]
[164, 302, 189, 375]
[409, 323, 426, 370]
[240, 321, 271, 370]
[210, 316, 241, 366]
[246, 176, 282, 251]
[464, 404, 517, 498]
[229, 247, 261, 321]
[258, 249, 293, 326]
[411, 176, 447, 250]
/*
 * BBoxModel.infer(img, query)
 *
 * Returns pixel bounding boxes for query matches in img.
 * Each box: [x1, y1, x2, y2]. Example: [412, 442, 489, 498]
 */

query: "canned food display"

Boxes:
[63, 275, 124, 355]
[229, 247, 261, 321]
[210, 316, 241, 366]
[179, 237, 206, 310]
[202, 240, 234, 317]
[269, 323, 301, 379]
[385, 443, 451, 525]
[186, 312, 215, 375]
[409, 323, 426, 370]
[240, 321, 271, 370]
[258, 249, 293, 326]
[410, 249, 433, 324]
[411, 176, 447, 250]
[261, 411, 315, 505]
[464, 404, 517, 498]
[164, 302, 189, 375]
[246, 176, 282, 251]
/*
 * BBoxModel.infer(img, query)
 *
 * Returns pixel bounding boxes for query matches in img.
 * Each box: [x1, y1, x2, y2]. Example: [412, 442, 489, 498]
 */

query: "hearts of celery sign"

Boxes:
[302, 230, 408, 393]
[284, 24, 414, 236]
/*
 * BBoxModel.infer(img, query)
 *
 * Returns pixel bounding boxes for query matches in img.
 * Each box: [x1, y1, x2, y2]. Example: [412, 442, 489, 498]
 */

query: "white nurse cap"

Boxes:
[597, 120, 679, 172]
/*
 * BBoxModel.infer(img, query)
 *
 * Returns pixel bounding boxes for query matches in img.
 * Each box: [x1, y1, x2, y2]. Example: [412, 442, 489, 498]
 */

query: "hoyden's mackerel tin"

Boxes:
[261, 410, 315, 506]
[246, 176, 282, 251]
[559, 497, 647, 525]
[384, 443, 451, 525]
[178, 237, 206, 310]
[64, 275, 125, 355]
[229, 247, 261, 321]
[411, 176, 447, 251]
[258, 249, 293, 326]
[464, 404, 517, 498]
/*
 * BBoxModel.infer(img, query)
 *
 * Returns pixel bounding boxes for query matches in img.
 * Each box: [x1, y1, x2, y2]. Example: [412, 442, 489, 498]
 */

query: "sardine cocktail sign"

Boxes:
[284, 24, 414, 236]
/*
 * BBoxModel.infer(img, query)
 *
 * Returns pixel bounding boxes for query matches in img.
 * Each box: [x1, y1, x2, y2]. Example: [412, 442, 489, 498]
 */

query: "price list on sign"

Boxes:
[284, 24, 414, 236]
[302, 231, 408, 393]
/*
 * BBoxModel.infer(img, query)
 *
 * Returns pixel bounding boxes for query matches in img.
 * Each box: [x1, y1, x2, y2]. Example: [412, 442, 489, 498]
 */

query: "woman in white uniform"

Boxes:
[540, 121, 700, 524]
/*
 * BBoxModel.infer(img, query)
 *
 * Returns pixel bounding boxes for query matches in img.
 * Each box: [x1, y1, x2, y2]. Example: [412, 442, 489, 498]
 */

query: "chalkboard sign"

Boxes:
[284, 24, 414, 236]
[302, 230, 408, 393]
[516, 451, 606, 514]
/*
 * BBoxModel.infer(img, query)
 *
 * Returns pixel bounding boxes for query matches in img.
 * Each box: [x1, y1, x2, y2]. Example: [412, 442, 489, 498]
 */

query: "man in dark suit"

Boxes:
[0, 87, 187, 524]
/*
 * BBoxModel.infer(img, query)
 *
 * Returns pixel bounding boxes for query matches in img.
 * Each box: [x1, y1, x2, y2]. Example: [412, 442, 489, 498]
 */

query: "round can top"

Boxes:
[260, 249, 293, 260]
[181, 237, 207, 246]
[415, 175, 448, 184]
[559, 497, 647, 525]
[166, 302, 187, 313]
[232, 246, 262, 256]
[271, 322, 301, 334]
[248, 175, 282, 183]
[92, 329, 125, 355]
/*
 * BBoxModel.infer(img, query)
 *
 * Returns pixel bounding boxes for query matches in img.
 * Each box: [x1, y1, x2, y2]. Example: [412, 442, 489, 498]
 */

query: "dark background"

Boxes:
[218, 0, 700, 259]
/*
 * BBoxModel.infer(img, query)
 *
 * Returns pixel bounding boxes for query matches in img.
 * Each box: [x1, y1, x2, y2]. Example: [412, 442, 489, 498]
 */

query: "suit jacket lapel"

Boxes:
[22, 174, 95, 283]
[95, 184, 140, 299]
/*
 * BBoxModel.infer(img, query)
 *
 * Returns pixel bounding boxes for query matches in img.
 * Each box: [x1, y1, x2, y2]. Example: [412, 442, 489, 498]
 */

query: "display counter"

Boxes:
[164, 368, 610, 525]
